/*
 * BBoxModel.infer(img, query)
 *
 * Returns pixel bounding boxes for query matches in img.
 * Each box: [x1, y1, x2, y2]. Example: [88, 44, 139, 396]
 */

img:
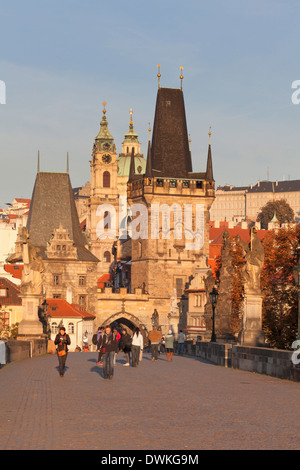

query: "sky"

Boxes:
[0, 0, 300, 208]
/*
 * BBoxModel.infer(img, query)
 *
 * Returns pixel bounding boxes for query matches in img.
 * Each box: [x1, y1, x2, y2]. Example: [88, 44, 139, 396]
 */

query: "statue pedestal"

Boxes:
[18, 294, 43, 338]
[238, 292, 266, 347]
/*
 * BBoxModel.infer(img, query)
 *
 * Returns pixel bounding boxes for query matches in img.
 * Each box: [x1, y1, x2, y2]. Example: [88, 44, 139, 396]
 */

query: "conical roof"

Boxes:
[151, 87, 192, 178]
[26, 172, 99, 262]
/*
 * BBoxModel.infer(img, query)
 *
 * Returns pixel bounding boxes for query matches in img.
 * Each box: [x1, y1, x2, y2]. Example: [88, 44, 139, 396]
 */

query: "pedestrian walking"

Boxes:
[98, 325, 118, 380]
[165, 330, 174, 361]
[148, 328, 163, 361]
[131, 327, 143, 367]
[112, 327, 121, 365]
[177, 329, 185, 355]
[93, 326, 105, 365]
[54, 326, 71, 377]
[119, 328, 132, 366]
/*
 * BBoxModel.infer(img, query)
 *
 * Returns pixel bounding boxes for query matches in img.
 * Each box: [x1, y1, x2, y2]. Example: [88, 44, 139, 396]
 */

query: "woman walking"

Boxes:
[131, 327, 143, 367]
[165, 329, 174, 362]
[120, 328, 132, 366]
[54, 326, 71, 377]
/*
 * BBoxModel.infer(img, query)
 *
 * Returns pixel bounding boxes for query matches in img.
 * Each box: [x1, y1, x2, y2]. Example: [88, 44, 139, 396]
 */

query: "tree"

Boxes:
[261, 225, 300, 349]
[257, 199, 294, 230]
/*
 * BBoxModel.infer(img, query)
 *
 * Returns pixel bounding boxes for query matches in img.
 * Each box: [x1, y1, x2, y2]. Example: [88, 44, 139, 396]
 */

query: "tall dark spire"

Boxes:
[151, 87, 192, 178]
[145, 139, 152, 178]
[206, 128, 214, 182]
[128, 147, 136, 182]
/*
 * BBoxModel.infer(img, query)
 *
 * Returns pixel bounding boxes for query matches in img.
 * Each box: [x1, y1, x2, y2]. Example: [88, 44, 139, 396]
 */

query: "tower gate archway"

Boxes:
[102, 311, 144, 335]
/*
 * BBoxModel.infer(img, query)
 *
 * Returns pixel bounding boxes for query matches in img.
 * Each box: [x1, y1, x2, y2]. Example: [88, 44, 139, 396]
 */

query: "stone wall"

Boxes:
[231, 345, 300, 382]
[4, 339, 48, 364]
[183, 341, 300, 382]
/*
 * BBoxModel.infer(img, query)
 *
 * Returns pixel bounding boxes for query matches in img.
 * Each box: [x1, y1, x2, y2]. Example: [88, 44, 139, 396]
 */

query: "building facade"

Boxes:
[210, 180, 300, 223]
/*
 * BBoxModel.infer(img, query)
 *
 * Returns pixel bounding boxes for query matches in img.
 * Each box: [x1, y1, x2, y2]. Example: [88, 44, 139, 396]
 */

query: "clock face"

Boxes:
[102, 154, 112, 164]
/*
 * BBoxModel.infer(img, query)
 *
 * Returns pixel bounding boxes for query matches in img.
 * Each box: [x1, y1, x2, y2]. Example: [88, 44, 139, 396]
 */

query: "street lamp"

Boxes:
[210, 286, 218, 342]
[293, 245, 300, 340]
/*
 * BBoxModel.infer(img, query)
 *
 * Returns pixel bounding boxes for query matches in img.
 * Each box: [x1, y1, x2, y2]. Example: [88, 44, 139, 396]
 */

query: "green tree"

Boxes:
[257, 199, 294, 230]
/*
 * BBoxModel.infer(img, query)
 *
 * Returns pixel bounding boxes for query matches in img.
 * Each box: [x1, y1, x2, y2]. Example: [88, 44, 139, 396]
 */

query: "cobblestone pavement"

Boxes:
[0, 351, 299, 451]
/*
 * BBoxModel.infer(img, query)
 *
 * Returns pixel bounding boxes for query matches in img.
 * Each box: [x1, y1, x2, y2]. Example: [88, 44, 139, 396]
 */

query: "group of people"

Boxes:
[54, 324, 186, 379]
[94, 324, 144, 379]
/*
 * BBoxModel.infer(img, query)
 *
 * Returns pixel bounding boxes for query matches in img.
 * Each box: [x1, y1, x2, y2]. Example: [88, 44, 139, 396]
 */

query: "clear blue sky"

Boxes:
[0, 0, 300, 207]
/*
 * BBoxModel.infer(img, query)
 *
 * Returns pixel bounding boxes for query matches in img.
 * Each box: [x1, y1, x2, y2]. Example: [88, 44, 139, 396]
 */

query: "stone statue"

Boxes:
[242, 228, 264, 294]
[170, 288, 177, 316]
[238, 228, 266, 347]
[151, 309, 160, 329]
[20, 227, 45, 295]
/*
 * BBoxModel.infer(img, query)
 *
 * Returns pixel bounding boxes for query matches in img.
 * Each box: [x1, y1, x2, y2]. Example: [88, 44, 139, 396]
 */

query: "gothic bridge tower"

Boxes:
[127, 81, 215, 302]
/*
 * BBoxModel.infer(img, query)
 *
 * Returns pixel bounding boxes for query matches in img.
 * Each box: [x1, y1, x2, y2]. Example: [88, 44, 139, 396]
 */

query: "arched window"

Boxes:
[103, 171, 110, 188]
[51, 322, 58, 335]
[104, 251, 111, 263]
[68, 323, 74, 334]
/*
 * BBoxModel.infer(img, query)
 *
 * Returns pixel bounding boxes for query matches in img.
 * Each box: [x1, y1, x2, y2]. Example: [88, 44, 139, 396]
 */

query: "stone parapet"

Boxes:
[195, 341, 232, 368]
[231, 345, 300, 382]
[4, 339, 48, 364]
[180, 341, 300, 382]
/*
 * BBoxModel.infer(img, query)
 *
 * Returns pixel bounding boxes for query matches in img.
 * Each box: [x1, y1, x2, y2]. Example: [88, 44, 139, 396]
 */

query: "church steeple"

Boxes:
[120, 108, 141, 157]
[206, 127, 214, 183]
[94, 102, 115, 153]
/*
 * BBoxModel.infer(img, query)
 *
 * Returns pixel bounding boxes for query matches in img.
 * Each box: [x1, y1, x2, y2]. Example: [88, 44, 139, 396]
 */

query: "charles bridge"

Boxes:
[0, 338, 299, 451]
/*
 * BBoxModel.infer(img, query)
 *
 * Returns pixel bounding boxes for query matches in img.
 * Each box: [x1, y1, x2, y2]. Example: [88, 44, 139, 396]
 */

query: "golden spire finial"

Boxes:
[129, 108, 133, 124]
[180, 66, 184, 90]
[148, 122, 151, 141]
[157, 64, 161, 88]
[208, 126, 212, 145]
[102, 101, 107, 114]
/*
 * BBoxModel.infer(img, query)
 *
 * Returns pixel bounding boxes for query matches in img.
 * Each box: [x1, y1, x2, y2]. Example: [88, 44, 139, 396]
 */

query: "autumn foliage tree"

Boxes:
[261, 225, 300, 349]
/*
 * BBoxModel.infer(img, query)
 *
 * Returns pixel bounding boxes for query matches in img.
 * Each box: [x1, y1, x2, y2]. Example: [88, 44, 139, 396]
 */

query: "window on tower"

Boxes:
[103, 171, 110, 188]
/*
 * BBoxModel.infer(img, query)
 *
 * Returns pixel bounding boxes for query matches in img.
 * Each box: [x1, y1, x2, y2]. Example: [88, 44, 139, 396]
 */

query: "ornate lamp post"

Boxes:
[210, 287, 218, 342]
[293, 245, 300, 340]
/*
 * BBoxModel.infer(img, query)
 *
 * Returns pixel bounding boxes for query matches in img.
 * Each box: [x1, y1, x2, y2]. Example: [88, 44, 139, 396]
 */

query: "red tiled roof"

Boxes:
[14, 198, 31, 204]
[0, 277, 21, 305]
[97, 273, 111, 288]
[46, 298, 95, 319]
[4, 264, 24, 280]
[210, 226, 267, 245]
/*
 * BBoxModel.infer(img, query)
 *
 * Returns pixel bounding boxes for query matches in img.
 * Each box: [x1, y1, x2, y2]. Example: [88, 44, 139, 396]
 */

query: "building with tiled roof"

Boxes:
[210, 179, 300, 223]
[0, 277, 23, 329]
[7, 170, 99, 327]
[208, 221, 268, 277]
[46, 298, 95, 351]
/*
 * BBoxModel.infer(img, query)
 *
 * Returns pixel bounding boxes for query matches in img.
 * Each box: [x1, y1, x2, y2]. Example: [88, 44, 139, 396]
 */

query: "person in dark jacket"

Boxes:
[97, 325, 118, 379]
[54, 326, 71, 377]
[119, 328, 132, 366]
